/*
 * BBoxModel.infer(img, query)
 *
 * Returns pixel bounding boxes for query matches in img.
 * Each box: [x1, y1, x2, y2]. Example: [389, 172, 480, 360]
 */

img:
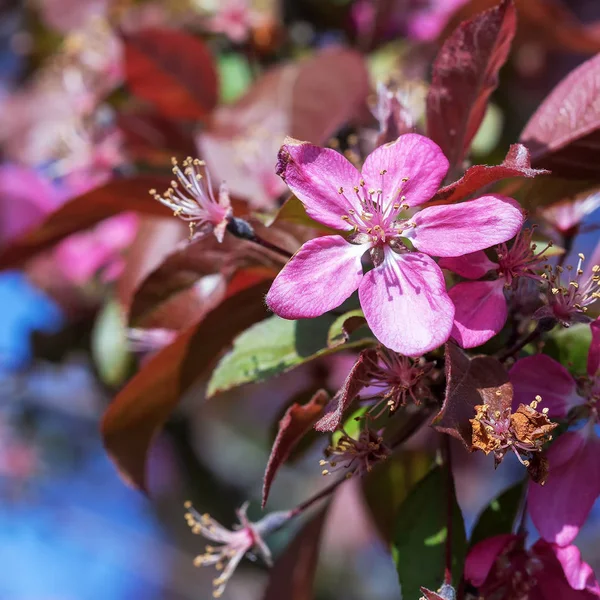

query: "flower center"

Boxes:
[338, 171, 414, 245]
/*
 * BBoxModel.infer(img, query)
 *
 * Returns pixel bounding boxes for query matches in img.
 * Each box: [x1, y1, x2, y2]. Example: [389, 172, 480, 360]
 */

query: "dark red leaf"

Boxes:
[262, 506, 329, 600]
[432, 343, 513, 448]
[116, 108, 197, 165]
[262, 389, 329, 508]
[444, 0, 600, 55]
[101, 281, 271, 492]
[432, 144, 549, 204]
[0, 176, 171, 269]
[123, 28, 218, 119]
[427, 0, 516, 171]
[314, 348, 377, 432]
[520, 53, 600, 180]
[127, 219, 297, 328]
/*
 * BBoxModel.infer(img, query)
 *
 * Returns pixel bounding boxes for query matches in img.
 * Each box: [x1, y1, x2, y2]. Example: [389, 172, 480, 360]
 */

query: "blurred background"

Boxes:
[1, 0, 600, 598]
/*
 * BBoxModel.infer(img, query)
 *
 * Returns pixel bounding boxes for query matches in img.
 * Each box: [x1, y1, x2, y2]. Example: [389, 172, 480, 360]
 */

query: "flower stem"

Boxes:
[442, 435, 454, 586]
[288, 476, 347, 518]
[498, 325, 543, 362]
[226, 216, 293, 259]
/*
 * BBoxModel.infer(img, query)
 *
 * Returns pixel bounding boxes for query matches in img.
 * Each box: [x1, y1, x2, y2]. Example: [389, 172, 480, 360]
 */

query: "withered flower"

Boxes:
[471, 395, 557, 483]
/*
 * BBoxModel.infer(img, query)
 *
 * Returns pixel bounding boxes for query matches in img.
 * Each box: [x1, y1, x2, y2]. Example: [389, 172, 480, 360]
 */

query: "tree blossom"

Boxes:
[184, 501, 290, 598]
[440, 228, 550, 348]
[151, 157, 232, 242]
[534, 255, 600, 327]
[204, 0, 261, 43]
[267, 134, 524, 356]
[540, 190, 600, 239]
[465, 533, 600, 598]
[320, 427, 390, 478]
[510, 319, 600, 545]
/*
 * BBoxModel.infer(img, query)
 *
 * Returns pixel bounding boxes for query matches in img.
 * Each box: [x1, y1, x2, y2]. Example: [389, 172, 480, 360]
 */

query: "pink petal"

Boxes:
[408, 194, 524, 257]
[588, 318, 600, 378]
[449, 279, 507, 348]
[509, 354, 579, 419]
[552, 543, 597, 591]
[276, 139, 361, 230]
[529, 431, 600, 547]
[464, 534, 517, 587]
[438, 251, 497, 279]
[358, 250, 454, 356]
[360, 134, 449, 208]
[266, 235, 365, 319]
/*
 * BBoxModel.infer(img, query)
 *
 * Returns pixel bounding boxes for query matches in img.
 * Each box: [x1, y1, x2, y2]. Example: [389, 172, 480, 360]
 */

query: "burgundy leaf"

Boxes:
[123, 28, 218, 119]
[101, 281, 271, 492]
[0, 176, 170, 269]
[314, 348, 377, 432]
[432, 144, 549, 204]
[262, 506, 329, 600]
[432, 343, 513, 448]
[262, 389, 329, 508]
[520, 53, 600, 180]
[427, 0, 516, 171]
[127, 219, 297, 328]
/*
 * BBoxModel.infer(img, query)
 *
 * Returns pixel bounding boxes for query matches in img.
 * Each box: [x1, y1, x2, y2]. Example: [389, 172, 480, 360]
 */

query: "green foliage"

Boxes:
[207, 310, 375, 397]
[92, 299, 132, 387]
[392, 467, 467, 599]
[218, 53, 253, 103]
[544, 323, 593, 375]
[470, 480, 524, 547]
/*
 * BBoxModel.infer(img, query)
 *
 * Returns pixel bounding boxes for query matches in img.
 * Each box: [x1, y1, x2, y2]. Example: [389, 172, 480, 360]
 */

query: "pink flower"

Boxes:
[151, 157, 232, 242]
[0, 165, 62, 245]
[465, 534, 600, 598]
[267, 134, 524, 355]
[540, 190, 600, 238]
[440, 228, 549, 348]
[184, 501, 289, 598]
[206, 0, 259, 43]
[533, 255, 600, 327]
[510, 320, 600, 545]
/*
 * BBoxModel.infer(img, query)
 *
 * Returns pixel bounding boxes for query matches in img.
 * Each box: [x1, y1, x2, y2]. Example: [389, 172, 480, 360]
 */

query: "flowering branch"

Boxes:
[226, 216, 293, 258]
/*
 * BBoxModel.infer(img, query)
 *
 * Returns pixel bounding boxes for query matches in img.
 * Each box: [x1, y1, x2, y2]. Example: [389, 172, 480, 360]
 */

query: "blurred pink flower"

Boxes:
[151, 157, 232, 242]
[206, 0, 260, 43]
[267, 134, 524, 355]
[510, 319, 600, 546]
[465, 534, 600, 598]
[34, 0, 109, 33]
[440, 228, 549, 348]
[185, 501, 289, 598]
[351, 0, 469, 44]
[0, 165, 62, 245]
[540, 190, 600, 238]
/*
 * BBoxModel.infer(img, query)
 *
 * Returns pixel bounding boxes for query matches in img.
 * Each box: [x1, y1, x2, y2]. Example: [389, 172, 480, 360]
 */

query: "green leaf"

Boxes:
[92, 299, 132, 387]
[206, 313, 375, 397]
[543, 323, 592, 375]
[327, 309, 367, 348]
[331, 405, 369, 446]
[266, 195, 340, 233]
[392, 467, 467, 598]
[218, 53, 253, 104]
[469, 480, 524, 547]
[363, 452, 432, 547]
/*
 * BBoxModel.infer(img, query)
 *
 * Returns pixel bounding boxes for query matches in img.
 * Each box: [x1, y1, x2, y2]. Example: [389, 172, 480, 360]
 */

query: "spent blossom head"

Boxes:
[320, 426, 391, 478]
[267, 134, 524, 355]
[360, 346, 435, 416]
[151, 157, 232, 242]
[184, 500, 290, 598]
[470, 395, 557, 483]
